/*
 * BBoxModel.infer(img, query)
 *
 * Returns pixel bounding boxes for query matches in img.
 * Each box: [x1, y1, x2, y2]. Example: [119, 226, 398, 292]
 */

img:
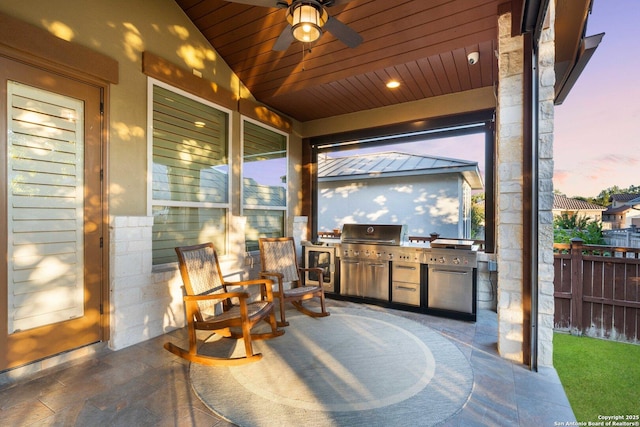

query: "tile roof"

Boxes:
[609, 193, 640, 203]
[553, 194, 606, 211]
[629, 196, 640, 205]
[603, 205, 632, 214]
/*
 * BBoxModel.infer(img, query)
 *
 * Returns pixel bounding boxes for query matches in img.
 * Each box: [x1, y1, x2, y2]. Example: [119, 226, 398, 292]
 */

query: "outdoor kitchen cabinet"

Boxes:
[340, 257, 390, 301]
[391, 261, 421, 306]
[333, 225, 478, 321]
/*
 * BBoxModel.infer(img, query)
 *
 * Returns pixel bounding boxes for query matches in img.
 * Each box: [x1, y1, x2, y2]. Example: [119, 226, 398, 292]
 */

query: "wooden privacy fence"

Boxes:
[554, 239, 640, 343]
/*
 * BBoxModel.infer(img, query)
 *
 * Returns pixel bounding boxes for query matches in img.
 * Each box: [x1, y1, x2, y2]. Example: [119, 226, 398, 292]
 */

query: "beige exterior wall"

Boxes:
[0, 0, 252, 216]
[301, 87, 495, 138]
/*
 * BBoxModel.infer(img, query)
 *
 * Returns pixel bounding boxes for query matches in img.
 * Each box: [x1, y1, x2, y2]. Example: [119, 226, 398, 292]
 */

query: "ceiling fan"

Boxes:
[223, 0, 363, 51]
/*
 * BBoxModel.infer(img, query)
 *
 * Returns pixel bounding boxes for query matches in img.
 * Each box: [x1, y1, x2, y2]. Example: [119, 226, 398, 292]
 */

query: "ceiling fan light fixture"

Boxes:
[288, 2, 328, 43]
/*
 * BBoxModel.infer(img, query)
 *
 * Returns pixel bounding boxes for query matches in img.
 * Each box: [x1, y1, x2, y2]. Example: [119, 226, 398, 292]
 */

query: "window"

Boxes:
[241, 119, 288, 251]
[149, 80, 230, 265]
[309, 111, 495, 251]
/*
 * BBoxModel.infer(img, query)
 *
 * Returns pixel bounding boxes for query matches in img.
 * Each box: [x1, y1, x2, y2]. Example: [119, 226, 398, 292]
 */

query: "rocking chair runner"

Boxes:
[165, 243, 284, 366]
[259, 237, 330, 327]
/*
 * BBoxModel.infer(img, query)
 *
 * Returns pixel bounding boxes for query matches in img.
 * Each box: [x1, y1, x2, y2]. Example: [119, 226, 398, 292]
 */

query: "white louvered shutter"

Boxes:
[7, 81, 85, 333]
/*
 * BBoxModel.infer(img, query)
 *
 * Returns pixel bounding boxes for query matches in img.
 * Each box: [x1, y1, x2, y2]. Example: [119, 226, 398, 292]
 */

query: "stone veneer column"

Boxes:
[496, 4, 556, 366]
[537, 3, 556, 367]
[496, 10, 525, 363]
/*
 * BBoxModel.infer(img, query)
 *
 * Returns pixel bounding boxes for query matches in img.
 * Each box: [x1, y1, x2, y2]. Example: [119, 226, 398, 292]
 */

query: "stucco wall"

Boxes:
[318, 174, 465, 238]
[0, 0, 275, 217]
[301, 88, 495, 138]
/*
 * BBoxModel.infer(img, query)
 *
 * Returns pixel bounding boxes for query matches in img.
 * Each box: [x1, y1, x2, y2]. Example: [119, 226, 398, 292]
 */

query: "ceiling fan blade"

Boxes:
[325, 0, 357, 5]
[323, 16, 362, 48]
[222, 0, 280, 7]
[273, 24, 294, 51]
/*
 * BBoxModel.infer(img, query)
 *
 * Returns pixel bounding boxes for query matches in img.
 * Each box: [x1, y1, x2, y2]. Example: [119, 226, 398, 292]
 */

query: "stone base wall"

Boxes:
[108, 216, 253, 350]
[109, 216, 184, 350]
[477, 252, 498, 311]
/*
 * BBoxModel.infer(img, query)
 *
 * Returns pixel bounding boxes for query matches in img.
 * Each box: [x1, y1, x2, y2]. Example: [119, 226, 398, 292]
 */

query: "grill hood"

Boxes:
[340, 224, 407, 246]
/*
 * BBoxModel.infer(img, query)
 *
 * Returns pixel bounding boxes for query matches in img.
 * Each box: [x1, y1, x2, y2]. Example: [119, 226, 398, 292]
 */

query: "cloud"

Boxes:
[553, 170, 570, 186]
[597, 154, 639, 166]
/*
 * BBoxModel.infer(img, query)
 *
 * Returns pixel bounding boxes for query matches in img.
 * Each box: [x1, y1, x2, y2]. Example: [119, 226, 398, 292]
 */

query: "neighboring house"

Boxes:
[552, 194, 606, 223]
[603, 194, 640, 229]
[0, 1, 600, 374]
[628, 196, 640, 227]
[317, 152, 483, 239]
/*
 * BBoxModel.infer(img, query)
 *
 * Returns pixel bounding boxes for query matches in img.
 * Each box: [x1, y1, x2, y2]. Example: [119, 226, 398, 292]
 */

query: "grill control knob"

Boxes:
[438, 256, 445, 263]
[453, 257, 460, 265]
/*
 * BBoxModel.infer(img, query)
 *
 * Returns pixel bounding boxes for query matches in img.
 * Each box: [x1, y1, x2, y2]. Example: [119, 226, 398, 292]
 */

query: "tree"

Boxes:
[594, 185, 640, 207]
[471, 193, 484, 239]
[553, 213, 605, 244]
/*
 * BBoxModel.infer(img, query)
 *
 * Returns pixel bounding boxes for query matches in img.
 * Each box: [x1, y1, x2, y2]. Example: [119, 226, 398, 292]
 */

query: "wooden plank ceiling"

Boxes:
[176, 0, 502, 122]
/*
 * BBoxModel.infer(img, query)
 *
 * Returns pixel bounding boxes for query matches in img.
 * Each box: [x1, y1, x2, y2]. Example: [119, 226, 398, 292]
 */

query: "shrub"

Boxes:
[553, 213, 605, 245]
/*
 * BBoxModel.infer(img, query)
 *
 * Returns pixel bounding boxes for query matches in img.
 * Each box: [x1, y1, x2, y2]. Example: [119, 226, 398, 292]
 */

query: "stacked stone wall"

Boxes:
[496, 11, 526, 363]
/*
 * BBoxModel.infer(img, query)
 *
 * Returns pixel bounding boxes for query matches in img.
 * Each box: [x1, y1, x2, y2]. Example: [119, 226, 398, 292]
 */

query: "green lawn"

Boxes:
[553, 332, 640, 422]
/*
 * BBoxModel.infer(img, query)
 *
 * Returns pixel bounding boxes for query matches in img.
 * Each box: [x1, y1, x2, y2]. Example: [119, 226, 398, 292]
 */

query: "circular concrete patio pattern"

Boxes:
[190, 306, 473, 426]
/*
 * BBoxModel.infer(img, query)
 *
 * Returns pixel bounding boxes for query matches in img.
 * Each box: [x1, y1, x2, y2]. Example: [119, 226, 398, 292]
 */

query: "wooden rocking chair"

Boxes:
[164, 243, 284, 366]
[259, 237, 330, 327]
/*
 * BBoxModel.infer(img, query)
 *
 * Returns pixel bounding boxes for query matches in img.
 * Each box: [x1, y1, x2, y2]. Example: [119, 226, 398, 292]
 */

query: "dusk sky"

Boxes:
[307, 1, 639, 200]
[553, 0, 640, 198]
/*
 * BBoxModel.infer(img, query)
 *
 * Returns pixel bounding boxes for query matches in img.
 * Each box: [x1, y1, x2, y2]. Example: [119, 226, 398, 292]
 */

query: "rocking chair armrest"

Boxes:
[183, 291, 249, 302]
[298, 267, 323, 275]
[298, 267, 324, 286]
[223, 278, 276, 301]
[223, 279, 273, 289]
[260, 271, 284, 282]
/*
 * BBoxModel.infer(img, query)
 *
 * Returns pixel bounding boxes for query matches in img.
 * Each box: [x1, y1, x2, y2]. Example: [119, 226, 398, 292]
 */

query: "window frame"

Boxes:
[240, 116, 289, 250]
[146, 77, 232, 265]
[307, 110, 495, 252]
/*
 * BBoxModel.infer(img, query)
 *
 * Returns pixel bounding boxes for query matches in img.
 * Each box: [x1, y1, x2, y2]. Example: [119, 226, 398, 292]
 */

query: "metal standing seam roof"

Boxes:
[317, 151, 483, 189]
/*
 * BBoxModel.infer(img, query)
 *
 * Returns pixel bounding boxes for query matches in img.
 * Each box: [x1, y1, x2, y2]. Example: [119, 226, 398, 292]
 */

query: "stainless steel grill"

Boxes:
[340, 224, 407, 246]
[339, 224, 424, 302]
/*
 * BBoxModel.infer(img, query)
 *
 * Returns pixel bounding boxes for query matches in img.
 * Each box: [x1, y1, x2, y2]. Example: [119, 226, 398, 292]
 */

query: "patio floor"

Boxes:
[0, 300, 576, 426]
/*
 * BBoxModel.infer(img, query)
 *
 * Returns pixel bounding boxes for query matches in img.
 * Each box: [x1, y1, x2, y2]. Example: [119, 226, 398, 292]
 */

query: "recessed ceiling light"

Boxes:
[386, 80, 401, 89]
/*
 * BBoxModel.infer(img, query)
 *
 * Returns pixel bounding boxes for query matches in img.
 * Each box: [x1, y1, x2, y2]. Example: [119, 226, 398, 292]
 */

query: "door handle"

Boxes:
[430, 269, 468, 275]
